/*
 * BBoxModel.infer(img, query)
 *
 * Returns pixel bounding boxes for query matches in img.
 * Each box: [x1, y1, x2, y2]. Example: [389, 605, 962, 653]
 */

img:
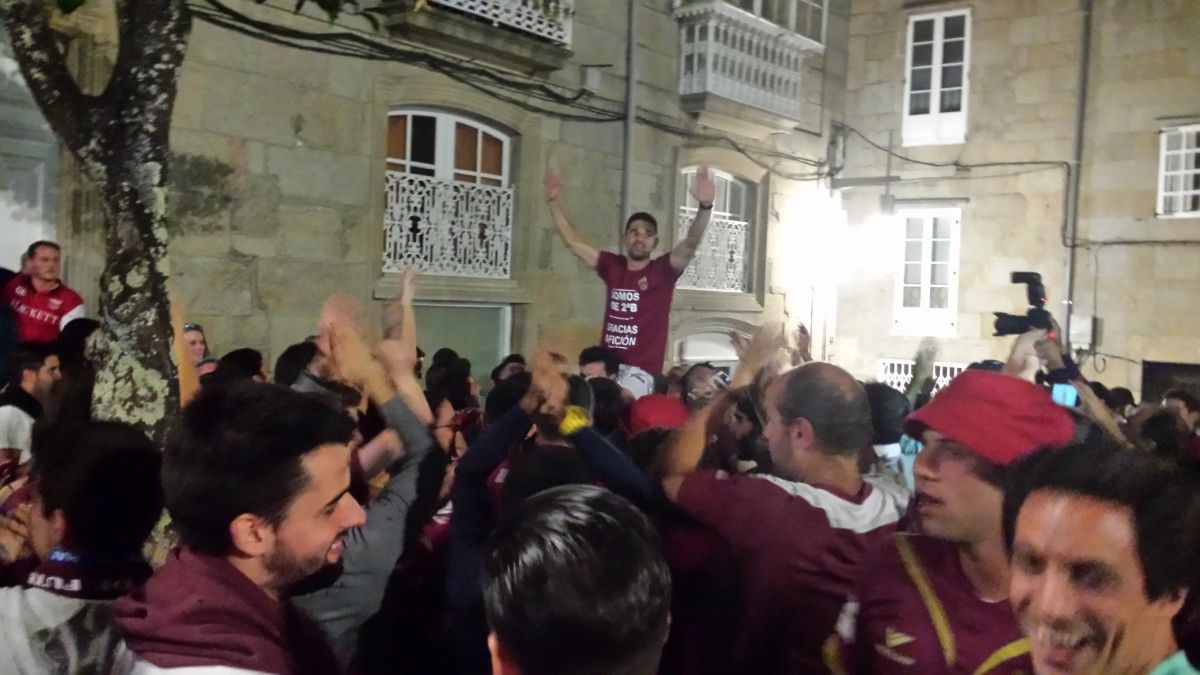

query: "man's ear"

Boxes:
[488, 632, 522, 675]
[791, 417, 815, 452]
[229, 513, 274, 558]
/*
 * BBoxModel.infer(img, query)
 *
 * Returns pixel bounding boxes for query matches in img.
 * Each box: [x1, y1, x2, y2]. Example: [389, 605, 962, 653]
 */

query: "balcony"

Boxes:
[674, 0, 823, 130]
[380, 0, 573, 73]
[383, 172, 513, 279]
[876, 359, 966, 395]
[676, 207, 750, 293]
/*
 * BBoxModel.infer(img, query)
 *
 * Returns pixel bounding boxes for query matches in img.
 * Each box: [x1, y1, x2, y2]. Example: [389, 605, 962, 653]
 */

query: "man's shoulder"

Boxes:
[52, 282, 84, 304]
[751, 475, 907, 535]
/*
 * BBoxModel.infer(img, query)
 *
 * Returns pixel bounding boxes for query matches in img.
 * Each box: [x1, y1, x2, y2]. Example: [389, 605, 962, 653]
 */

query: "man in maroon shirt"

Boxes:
[662, 362, 909, 674]
[2, 241, 85, 344]
[543, 167, 715, 376]
[827, 370, 1075, 675]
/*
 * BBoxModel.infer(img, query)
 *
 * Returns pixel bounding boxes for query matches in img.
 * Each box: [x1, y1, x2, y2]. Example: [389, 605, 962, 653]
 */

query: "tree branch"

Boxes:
[0, 0, 95, 160]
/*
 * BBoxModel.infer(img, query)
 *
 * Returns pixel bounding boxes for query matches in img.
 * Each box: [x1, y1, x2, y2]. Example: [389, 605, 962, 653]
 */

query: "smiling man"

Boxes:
[828, 370, 1075, 674]
[544, 166, 715, 377]
[1003, 442, 1200, 675]
[114, 382, 366, 674]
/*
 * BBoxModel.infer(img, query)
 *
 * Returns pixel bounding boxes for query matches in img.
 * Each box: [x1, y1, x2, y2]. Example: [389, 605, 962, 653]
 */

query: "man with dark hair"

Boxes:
[1163, 388, 1200, 457]
[483, 484, 671, 675]
[579, 345, 620, 380]
[210, 347, 268, 384]
[1004, 442, 1200, 674]
[0, 342, 61, 483]
[2, 241, 85, 343]
[113, 382, 367, 674]
[662, 362, 909, 673]
[544, 166, 715, 377]
[490, 353, 526, 387]
[1, 421, 162, 674]
[275, 341, 320, 387]
[828, 370, 1076, 675]
[862, 382, 913, 488]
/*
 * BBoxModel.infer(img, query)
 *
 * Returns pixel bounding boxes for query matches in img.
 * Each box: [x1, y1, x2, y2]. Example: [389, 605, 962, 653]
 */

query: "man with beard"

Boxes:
[1004, 442, 1200, 675]
[544, 166, 715, 377]
[826, 370, 1076, 674]
[113, 382, 367, 674]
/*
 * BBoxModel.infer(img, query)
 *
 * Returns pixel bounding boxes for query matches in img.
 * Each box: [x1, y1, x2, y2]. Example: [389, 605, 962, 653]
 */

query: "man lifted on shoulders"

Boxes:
[544, 166, 715, 384]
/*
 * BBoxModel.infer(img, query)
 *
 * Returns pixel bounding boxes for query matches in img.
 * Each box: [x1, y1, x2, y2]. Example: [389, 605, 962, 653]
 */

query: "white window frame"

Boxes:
[902, 8, 970, 147]
[677, 165, 755, 293]
[1157, 124, 1200, 219]
[386, 110, 511, 187]
[892, 207, 961, 337]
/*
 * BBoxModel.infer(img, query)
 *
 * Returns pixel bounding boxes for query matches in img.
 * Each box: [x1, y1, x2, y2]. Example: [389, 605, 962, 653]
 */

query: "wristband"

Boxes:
[558, 405, 591, 437]
[697, 202, 713, 211]
[1045, 356, 1083, 385]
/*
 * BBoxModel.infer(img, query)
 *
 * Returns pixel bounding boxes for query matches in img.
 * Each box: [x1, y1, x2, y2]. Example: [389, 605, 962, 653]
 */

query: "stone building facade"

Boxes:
[0, 0, 850, 381]
[833, 0, 1200, 399]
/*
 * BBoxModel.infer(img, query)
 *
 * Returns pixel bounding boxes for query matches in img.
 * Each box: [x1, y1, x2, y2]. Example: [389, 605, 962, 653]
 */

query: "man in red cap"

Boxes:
[826, 369, 1076, 675]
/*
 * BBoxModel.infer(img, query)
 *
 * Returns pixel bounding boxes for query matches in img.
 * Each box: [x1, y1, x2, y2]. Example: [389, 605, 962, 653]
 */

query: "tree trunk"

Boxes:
[0, 0, 191, 444]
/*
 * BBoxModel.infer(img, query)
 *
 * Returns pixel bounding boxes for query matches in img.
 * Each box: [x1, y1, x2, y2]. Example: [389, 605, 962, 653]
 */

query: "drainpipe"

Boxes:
[1063, 0, 1093, 351]
[620, 0, 638, 241]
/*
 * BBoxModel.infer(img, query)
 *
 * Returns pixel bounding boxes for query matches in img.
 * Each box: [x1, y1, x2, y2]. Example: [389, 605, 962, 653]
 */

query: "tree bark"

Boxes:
[0, 0, 191, 444]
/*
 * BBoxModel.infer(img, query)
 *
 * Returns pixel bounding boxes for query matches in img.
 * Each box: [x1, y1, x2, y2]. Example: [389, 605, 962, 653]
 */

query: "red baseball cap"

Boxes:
[626, 394, 690, 437]
[904, 370, 1076, 465]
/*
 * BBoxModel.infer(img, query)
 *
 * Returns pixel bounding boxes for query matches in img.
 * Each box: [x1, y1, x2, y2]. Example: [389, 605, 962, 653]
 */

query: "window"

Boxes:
[902, 9, 969, 146]
[413, 302, 512, 395]
[893, 208, 960, 336]
[677, 166, 755, 292]
[1158, 125, 1200, 218]
[725, 0, 826, 43]
[384, 111, 513, 278]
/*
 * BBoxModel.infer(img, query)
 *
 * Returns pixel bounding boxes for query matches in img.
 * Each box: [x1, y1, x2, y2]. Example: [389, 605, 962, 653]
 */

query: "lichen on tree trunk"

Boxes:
[1, 0, 191, 445]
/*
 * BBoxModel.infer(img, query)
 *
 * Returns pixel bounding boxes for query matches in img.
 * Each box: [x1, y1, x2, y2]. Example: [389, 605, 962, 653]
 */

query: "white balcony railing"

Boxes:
[676, 207, 750, 292]
[428, 0, 574, 45]
[384, 172, 513, 279]
[877, 359, 967, 395]
[674, 0, 821, 120]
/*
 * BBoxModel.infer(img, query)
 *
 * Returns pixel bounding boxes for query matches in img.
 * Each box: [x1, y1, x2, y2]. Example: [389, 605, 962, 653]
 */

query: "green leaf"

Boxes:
[56, 0, 88, 13]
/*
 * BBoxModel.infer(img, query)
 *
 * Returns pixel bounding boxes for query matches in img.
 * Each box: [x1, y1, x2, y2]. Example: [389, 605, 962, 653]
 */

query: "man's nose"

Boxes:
[1031, 569, 1078, 624]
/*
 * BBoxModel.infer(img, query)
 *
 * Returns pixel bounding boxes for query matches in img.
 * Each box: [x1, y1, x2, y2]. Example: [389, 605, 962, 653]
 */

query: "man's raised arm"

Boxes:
[670, 165, 717, 273]
[544, 167, 600, 269]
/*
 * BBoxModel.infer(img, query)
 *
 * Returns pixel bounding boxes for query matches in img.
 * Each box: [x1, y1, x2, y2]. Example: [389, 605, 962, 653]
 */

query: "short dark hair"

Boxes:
[579, 345, 620, 377]
[484, 485, 671, 675]
[162, 381, 356, 555]
[29, 421, 162, 553]
[215, 348, 264, 381]
[431, 347, 460, 368]
[1107, 386, 1135, 410]
[864, 382, 912, 446]
[25, 240, 61, 260]
[624, 212, 658, 234]
[1163, 388, 1200, 414]
[588, 377, 625, 436]
[1003, 441, 1200, 601]
[7, 341, 55, 388]
[774, 364, 872, 457]
[274, 341, 319, 387]
[485, 371, 531, 424]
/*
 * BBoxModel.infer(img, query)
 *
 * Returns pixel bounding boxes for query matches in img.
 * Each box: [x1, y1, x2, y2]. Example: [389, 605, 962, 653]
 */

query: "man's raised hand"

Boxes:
[690, 165, 716, 205]
[543, 166, 564, 203]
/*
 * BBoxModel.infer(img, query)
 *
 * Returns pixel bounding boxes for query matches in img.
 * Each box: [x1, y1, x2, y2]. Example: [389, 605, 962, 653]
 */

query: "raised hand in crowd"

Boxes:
[905, 336, 938, 405]
[0, 500, 31, 567]
[1003, 327, 1047, 381]
[519, 348, 570, 422]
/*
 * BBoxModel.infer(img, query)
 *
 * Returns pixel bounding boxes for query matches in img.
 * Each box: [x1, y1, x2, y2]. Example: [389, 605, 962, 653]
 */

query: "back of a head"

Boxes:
[274, 341, 319, 387]
[29, 421, 162, 554]
[431, 347, 460, 368]
[501, 445, 596, 513]
[215, 348, 264, 382]
[776, 363, 872, 456]
[1140, 409, 1189, 463]
[587, 377, 625, 435]
[1003, 441, 1200, 601]
[484, 485, 671, 675]
[864, 382, 911, 446]
[485, 371, 531, 424]
[56, 318, 101, 369]
[163, 381, 355, 555]
[1107, 386, 1135, 411]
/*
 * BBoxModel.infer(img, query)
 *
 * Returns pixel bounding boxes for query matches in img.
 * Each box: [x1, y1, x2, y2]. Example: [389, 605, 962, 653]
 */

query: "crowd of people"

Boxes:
[0, 190, 1199, 675]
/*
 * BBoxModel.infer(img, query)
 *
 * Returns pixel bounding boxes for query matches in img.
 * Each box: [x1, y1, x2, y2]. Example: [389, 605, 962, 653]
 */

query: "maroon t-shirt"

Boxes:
[2, 274, 85, 343]
[676, 471, 907, 674]
[830, 533, 1031, 674]
[595, 251, 682, 374]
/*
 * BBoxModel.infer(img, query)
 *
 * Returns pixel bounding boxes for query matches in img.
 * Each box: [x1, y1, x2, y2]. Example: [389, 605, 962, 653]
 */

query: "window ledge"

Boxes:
[674, 289, 764, 313]
[374, 272, 531, 304]
[890, 312, 957, 338]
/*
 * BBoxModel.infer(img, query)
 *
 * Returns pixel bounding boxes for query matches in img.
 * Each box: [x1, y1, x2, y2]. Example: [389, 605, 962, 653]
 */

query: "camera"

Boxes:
[993, 272, 1051, 336]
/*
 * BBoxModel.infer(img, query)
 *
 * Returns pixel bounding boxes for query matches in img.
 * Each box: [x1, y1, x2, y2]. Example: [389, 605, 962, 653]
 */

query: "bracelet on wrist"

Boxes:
[558, 405, 592, 437]
[697, 202, 713, 211]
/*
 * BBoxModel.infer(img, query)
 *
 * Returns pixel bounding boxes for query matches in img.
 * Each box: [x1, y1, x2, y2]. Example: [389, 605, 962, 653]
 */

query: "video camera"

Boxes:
[993, 272, 1051, 336]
